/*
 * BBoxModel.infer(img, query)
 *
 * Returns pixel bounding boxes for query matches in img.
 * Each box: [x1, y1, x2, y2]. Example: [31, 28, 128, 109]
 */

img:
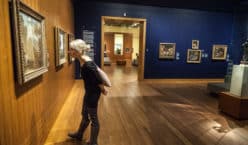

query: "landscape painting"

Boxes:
[11, 0, 48, 85]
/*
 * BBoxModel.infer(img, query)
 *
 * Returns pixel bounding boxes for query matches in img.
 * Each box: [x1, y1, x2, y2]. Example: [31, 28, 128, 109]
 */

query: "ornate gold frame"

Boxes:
[10, 0, 48, 85]
[192, 40, 199, 49]
[159, 43, 176, 59]
[55, 27, 67, 67]
[68, 33, 74, 64]
[187, 49, 202, 63]
[212, 45, 227, 60]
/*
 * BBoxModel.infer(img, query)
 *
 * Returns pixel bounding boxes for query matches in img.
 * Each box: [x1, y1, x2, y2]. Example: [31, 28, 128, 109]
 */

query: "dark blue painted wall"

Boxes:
[74, 2, 234, 79]
[231, 11, 248, 64]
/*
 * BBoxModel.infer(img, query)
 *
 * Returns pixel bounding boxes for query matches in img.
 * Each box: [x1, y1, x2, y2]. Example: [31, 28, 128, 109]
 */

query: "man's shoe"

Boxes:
[68, 132, 82, 141]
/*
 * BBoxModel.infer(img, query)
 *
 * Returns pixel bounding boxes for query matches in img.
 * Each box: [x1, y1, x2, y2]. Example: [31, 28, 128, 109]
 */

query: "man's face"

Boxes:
[68, 49, 80, 58]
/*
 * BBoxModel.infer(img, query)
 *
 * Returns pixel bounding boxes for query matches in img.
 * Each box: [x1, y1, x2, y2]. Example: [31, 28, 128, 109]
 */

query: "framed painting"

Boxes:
[187, 49, 202, 63]
[55, 27, 67, 67]
[124, 48, 132, 53]
[10, 0, 48, 85]
[68, 33, 74, 64]
[159, 43, 176, 59]
[192, 40, 199, 49]
[212, 45, 227, 60]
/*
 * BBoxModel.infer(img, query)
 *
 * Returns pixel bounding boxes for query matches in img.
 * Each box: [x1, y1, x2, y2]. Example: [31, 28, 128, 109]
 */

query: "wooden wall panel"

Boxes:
[123, 33, 133, 60]
[104, 33, 114, 61]
[104, 32, 133, 63]
[0, 0, 75, 145]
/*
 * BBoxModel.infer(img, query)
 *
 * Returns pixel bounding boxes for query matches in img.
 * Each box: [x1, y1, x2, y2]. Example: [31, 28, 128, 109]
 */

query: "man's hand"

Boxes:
[102, 88, 108, 95]
[99, 84, 108, 95]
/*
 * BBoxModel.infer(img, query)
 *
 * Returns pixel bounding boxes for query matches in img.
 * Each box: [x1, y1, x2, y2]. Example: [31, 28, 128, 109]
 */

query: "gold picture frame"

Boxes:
[187, 49, 202, 63]
[55, 27, 67, 67]
[68, 34, 74, 64]
[159, 43, 176, 59]
[192, 40, 199, 49]
[212, 45, 227, 60]
[10, 0, 48, 85]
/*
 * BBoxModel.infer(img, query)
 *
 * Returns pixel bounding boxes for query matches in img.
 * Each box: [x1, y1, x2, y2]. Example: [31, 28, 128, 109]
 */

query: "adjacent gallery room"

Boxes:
[0, 0, 248, 145]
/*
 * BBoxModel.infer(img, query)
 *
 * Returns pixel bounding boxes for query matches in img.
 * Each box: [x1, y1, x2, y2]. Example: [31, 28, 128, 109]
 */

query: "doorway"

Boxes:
[101, 16, 146, 81]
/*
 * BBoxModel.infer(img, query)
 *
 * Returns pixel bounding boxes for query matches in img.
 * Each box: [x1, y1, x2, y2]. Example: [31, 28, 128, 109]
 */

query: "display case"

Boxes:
[219, 64, 248, 119]
[230, 65, 248, 98]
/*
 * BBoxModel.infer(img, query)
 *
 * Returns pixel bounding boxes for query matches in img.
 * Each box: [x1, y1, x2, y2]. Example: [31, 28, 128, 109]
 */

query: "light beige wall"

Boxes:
[133, 36, 140, 60]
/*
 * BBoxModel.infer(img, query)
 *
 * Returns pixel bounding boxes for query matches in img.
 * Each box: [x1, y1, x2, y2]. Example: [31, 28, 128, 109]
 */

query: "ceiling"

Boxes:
[74, 0, 242, 12]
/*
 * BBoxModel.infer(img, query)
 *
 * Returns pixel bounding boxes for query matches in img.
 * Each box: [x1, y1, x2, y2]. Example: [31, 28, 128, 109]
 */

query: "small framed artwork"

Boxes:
[212, 45, 227, 60]
[10, 0, 48, 85]
[124, 48, 132, 53]
[55, 27, 67, 67]
[187, 49, 202, 63]
[68, 34, 74, 64]
[159, 43, 176, 59]
[192, 40, 199, 49]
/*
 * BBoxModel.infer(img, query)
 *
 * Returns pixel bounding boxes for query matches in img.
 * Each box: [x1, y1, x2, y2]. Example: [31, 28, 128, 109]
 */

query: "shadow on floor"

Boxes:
[54, 139, 87, 145]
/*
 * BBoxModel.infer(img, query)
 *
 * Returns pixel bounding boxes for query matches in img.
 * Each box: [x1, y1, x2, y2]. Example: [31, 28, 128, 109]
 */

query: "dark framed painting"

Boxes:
[159, 43, 176, 59]
[187, 49, 202, 63]
[212, 45, 227, 60]
[55, 27, 67, 67]
[192, 40, 199, 49]
[10, 0, 48, 85]
[68, 34, 74, 64]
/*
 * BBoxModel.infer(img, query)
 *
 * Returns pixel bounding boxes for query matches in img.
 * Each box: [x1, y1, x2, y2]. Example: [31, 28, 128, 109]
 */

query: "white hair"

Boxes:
[69, 39, 90, 53]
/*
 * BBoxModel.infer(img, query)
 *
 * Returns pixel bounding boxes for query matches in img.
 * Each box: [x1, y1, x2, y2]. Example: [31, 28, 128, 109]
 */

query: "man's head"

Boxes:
[69, 39, 90, 58]
[69, 39, 90, 54]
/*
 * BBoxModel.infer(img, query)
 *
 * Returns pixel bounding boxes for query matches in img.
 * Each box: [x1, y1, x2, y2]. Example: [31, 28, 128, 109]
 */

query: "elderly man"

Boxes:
[68, 39, 108, 145]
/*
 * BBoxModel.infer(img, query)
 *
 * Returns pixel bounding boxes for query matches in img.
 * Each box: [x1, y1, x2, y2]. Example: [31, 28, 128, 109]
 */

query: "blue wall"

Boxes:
[74, 2, 234, 79]
[231, 11, 248, 64]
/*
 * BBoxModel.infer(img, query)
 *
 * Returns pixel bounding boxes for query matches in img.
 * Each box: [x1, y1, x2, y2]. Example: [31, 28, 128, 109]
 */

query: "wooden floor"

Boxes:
[44, 65, 248, 145]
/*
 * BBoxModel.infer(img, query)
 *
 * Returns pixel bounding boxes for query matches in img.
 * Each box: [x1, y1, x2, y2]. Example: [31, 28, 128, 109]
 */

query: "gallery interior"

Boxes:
[0, 0, 248, 145]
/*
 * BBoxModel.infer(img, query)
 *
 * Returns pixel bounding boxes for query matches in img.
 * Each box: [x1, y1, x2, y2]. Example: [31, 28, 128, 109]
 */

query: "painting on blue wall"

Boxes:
[187, 49, 202, 63]
[192, 40, 199, 49]
[159, 43, 176, 59]
[212, 45, 227, 60]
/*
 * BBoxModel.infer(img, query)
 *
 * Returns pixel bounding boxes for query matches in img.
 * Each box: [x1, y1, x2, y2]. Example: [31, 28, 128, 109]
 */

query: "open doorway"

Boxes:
[101, 16, 146, 81]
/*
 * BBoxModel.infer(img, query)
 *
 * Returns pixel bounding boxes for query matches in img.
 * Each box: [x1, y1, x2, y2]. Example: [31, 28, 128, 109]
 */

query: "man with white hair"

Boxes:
[68, 39, 107, 145]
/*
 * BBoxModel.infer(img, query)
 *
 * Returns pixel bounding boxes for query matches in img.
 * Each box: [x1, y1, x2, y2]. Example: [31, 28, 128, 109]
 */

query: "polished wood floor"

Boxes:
[44, 65, 248, 145]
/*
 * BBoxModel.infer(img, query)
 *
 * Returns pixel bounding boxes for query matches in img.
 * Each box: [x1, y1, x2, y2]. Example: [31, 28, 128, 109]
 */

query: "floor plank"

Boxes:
[44, 65, 248, 145]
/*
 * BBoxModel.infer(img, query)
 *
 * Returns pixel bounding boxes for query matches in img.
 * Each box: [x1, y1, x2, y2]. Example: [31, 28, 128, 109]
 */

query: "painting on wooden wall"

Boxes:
[10, 0, 48, 85]
[68, 34, 74, 64]
[55, 27, 67, 67]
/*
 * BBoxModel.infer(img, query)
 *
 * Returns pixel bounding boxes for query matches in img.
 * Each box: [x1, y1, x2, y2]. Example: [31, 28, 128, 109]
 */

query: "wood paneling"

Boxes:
[138, 21, 146, 80]
[123, 33, 133, 60]
[104, 33, 114, 61]
[0, 0, 74, 145]
[104, 32, 133, 63]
